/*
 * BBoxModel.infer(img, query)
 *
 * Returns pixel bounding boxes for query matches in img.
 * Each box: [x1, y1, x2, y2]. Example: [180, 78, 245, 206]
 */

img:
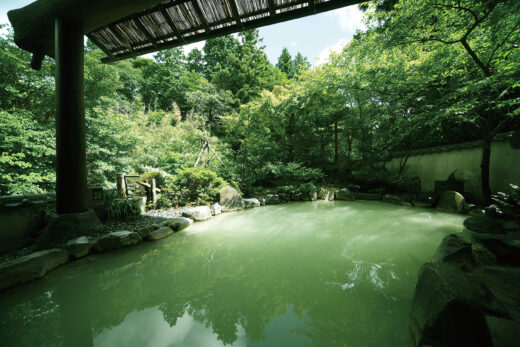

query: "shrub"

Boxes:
[163, 167, 227, 206]
[104, 190, 141, 219]
[257, 162, 324, 186]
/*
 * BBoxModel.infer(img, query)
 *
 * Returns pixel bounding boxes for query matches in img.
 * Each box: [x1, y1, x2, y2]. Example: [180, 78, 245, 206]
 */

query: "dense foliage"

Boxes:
[1, 0, 519, 203]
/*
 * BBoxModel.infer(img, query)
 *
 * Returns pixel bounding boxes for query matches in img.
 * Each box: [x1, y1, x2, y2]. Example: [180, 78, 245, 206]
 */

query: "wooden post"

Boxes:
[116, 173, 127, 198]
[151, 178, 158, 204]
[55, 18, 87, 214]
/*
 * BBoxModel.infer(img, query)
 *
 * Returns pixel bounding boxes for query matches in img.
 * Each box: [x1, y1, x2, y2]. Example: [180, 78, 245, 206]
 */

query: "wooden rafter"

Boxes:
[158, 4, 186, 43]
[228, 0, 244, 28]
[133, 15, 158, 48]
[98, 0, 362, 63]
[267, 0, 276, 17]
[190, 0, 211, 32]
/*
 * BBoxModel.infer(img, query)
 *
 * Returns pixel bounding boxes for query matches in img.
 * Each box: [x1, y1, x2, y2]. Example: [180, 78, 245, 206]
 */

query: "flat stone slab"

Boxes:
[66, 236, 92, 258]
[160, 217, 193, 231]
[354, 192, 381, 200]
[0, 249, 69, 291]
[382, 194, 402, 205]
[148, 226, 174, 241]
[464, 216, 504, 234]
[93, 231, 141, 253]
[182, 206, 212, 221]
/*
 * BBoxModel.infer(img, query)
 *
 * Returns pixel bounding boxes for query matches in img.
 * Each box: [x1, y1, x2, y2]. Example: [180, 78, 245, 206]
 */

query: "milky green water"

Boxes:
[0, 201, 466, 347]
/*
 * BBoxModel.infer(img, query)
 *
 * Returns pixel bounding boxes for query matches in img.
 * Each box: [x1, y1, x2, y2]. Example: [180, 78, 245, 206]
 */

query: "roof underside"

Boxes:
[8, 0, 363, 66]
[90, 0, 362, 63]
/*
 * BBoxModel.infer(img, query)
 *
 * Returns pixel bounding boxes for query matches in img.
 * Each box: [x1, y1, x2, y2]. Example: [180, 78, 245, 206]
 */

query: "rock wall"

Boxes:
[384, 135, 520, 203]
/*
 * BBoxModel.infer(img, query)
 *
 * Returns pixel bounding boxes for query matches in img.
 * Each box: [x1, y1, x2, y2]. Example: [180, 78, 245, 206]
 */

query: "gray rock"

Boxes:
[301, 190, 317, 201]
[382, 194, 402, 205]
[436, 190, 465, 213]
[503, 220, 520, 233]
[486, 316, 520, 347]
[289, 192, 302, 201]
[93, 231, 141, 252]
[210, 203, 222, 215]
[464, 216, 504, 234]
[354, 192, 381, 200]
[432, 234, 474, 265]
[219, 186, 245, 212]
[255, 197, 266, 206]
[182, 206, 212, 221]
[336, 188, 356, 201]
[243, 198, 260, 208]
[148, 226, 173, 241]
[37, 209, 103, 249]
[0, 249, 69, 290]
[410, 262, 495, 347]
[66, 236, 92, 258]
[318, 188, 335, 201]
[135, 225, 156, 239]
[476, 238, 520, 266]
[161, 217, 193, 231]
[265, 194, 280, 205]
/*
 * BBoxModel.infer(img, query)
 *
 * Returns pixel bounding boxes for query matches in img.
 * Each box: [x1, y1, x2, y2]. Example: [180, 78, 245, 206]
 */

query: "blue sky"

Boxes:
[1, 0, 365, 66]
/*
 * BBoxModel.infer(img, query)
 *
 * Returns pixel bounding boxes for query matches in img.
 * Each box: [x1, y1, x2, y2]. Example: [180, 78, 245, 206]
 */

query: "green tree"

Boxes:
[276, 48, 295, 78]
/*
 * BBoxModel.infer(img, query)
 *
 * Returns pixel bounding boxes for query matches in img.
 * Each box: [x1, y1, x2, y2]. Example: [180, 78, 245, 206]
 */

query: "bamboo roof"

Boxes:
[8, 0, 362, 67]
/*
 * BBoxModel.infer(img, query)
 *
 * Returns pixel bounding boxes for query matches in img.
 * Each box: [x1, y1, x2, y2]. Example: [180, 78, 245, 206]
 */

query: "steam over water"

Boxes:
[0, 200, 466, 346]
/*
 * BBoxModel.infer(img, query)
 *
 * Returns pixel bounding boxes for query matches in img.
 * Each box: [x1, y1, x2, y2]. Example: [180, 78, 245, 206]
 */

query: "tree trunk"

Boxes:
[334, 120, 339, 163]
[481, 136, 492, 204]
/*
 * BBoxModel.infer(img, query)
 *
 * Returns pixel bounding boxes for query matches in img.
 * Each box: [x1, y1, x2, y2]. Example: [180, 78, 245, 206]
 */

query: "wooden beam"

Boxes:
[101, 0, 362, 63]
[267, 0, 276, 17]
[86, 34, 115, 58]
[55, 18, 87, 214]
[191, 0, 211, 33]
[228, 0, 243, 29]
[158, 4, 186, 43]
[133, 15, 158, 47]
[308, 0, 316, 13]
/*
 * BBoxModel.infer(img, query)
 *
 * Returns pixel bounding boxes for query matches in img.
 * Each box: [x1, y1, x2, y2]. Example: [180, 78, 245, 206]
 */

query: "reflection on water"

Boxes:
[0, 201, 465, 347]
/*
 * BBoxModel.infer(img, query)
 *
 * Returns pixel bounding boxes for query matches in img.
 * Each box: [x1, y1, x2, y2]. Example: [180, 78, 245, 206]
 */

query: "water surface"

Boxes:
[0, 201, 465, 346]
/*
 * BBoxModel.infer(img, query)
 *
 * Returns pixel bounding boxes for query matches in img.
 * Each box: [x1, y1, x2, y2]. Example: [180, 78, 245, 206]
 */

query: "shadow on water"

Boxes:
[0, 201, 466, 347]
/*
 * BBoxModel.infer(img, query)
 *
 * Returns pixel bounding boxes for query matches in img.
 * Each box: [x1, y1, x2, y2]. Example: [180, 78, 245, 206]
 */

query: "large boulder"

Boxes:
[219, 186, 245, 212]
[265, 194, 280, 205]
[37, 209, 103, 249]
[161, 217, 193, 231]
[148, 226, 174, 241]
[318, 188, 335, 201]
[65, 236, 92, 258]
[336, 188, 356, 201]
[464, 216, 504, 234]
[432, 234, 473, 265]
[436, 191, 465, 213]
[243, 198, 260, 208]
[0, 249, 69, 290]
[182, 206, 212, 221]
[210, 203, 222, 215]
[410, 262, 495, 347]
[93, 231, 141, 253]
